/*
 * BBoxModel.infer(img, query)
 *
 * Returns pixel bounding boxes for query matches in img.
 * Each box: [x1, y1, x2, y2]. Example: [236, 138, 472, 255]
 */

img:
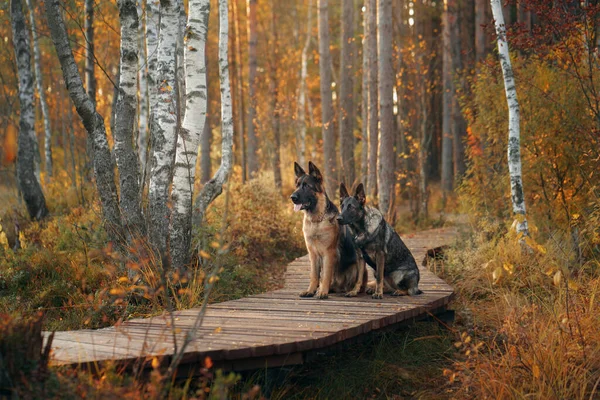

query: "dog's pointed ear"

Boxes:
[294, 162, 306, 178]
[354, 183, 366, 206]
[339, 182, 349, 202]
[308, 161, 323, 183]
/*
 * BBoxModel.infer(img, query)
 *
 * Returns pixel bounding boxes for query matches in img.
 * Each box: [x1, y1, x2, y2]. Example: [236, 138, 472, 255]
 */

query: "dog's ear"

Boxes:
[294, 162, 306, 178]
[354, 183, 366, 206]
[339, 182, 349, 202]
[308, 161, 323, 183]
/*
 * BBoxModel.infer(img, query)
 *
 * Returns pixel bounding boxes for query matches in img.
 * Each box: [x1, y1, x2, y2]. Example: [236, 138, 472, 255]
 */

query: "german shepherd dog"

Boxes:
[337, 183, 422, 299]
[290, 162, 366, 299]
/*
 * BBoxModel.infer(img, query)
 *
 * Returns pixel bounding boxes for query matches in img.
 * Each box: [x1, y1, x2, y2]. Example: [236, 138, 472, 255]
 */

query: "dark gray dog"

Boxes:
[337, 183, 422, 299]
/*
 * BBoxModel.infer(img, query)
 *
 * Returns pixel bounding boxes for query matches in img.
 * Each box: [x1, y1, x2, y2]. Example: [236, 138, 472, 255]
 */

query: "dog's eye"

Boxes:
[301, 182, 307, 188]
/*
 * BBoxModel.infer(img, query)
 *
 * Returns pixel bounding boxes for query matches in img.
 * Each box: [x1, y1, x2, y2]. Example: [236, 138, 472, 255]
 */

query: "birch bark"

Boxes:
[12, 0, 48, 220]
[148, 0, 180, 257]
[170, 0, 210, 269]
[137, 0, 149, 169]
[192, 0, 234, 227]
[25, 0, 53, 181]
[45, 0, 122, 233]
[114, 0, 145, 237]
[490, 0, 529, 236]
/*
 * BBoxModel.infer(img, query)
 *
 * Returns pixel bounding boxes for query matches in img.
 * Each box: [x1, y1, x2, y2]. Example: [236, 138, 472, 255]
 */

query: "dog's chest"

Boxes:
[303, 218, 337, 245]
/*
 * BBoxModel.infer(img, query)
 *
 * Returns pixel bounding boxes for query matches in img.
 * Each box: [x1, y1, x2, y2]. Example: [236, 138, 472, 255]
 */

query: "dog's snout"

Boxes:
[290, 193, 299, 202]
[336, 215, 343, 222]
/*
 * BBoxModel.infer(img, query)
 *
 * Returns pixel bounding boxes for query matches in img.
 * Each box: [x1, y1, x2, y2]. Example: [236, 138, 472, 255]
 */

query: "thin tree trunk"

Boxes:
[340, 0, 355, 186]
[114, 0, 145, 238]
[148, 0, 180, 258]
[84, 0, 95, 180]
[232, 0, 246, 182]
[200, 52, 212, 183]
[360, 0, 369, 184]
[450, 0, 466, 182]
[318, 0, 336, 196]
[170, 0, 210, 269]
[377, 0, 393, 215]
[490, 0, 529, 236]
[25, 0, 52, 181]
[46, 0, 122, 233]
[12, 0, 48, 220]
[475, 0, 486, 63]
[441, 0, 453, 196]
[246, 0, 259, 177]
[137, 0, 149, 171]
[297, 0, 313, 168]
[367, 0, 378, 199]
[192, 0, 234, 227]
[176, 0, 187, 123]
[270, 1, 282, 189]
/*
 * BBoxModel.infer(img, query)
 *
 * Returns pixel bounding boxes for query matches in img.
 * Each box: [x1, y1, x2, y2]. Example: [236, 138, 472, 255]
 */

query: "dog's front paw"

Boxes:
[315, 290, 329, 299]
[371, 292, 383, 300]
[344, 290, 359, 297]
[299, 290, 316, 298]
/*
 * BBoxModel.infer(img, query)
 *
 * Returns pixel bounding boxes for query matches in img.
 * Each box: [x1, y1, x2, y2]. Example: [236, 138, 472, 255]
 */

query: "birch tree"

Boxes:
[340, 0, 355, 186]
[200, 58, 211, 184]
[441, 0, 453, 195]
[318, 0, 336, 196]
[192, 0, 234, 228]
[114, 0, 145, 236]
[45, 0, 122, 233]
[25, 0, 53, 181]
[170, 0, 210, 269]
[12, 0, 48, 221]
[137, 0, 149, 169]
[146, 0, 159, 109]
[377, 0, 394, 215]
[490, 0, 529, 236]
[297, 0, 313, 168]
[148, 0, 180, 257]
[366, 0, 378, 199]
[246, 0, 259, 177]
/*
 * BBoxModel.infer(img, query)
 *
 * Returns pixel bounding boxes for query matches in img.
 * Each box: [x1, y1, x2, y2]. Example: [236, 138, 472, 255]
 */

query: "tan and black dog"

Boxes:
[338, 183, 422, 299]
[290, 162, 366, 299]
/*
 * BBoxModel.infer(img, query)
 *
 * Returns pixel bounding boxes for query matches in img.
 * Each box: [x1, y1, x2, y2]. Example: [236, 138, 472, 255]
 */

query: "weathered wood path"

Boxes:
[47, 227, 457, 372]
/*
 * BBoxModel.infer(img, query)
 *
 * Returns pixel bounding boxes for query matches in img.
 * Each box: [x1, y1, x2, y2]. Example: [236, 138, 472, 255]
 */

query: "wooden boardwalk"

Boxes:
[47, 227, 457, 372]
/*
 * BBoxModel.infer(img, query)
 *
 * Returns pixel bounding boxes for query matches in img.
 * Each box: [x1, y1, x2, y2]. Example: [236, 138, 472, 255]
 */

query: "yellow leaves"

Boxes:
[208, 275, 219, 284]
[213, 327, 222, 333]
[0, 223, 8, 251]
[18, 232, 27, 249]
[204, 356, 213, 369]
[199, 250, 211, 259]
[151, 357, 160, 369]
[118, 276, 130, 283]
[492, 266, 504, 285]
[109, 288, 127, 296]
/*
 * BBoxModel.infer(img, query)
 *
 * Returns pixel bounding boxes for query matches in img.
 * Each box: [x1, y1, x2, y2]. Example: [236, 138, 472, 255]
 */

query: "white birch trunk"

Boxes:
[296, 0, 312, 168]
[25, 0, 53, 181]
[170, 0, 210, 270]
[192, 0, 234, 227]
[45, 0, 123, 233]
[148, 0, 180, 257]
[12, 0, 48, 220]
[146, 0, 160, 110]
[490, 0, 529, 236]
[176, 0, 187, 121]
[114, 0, 145, 237]
[137, 0, 149, 170]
